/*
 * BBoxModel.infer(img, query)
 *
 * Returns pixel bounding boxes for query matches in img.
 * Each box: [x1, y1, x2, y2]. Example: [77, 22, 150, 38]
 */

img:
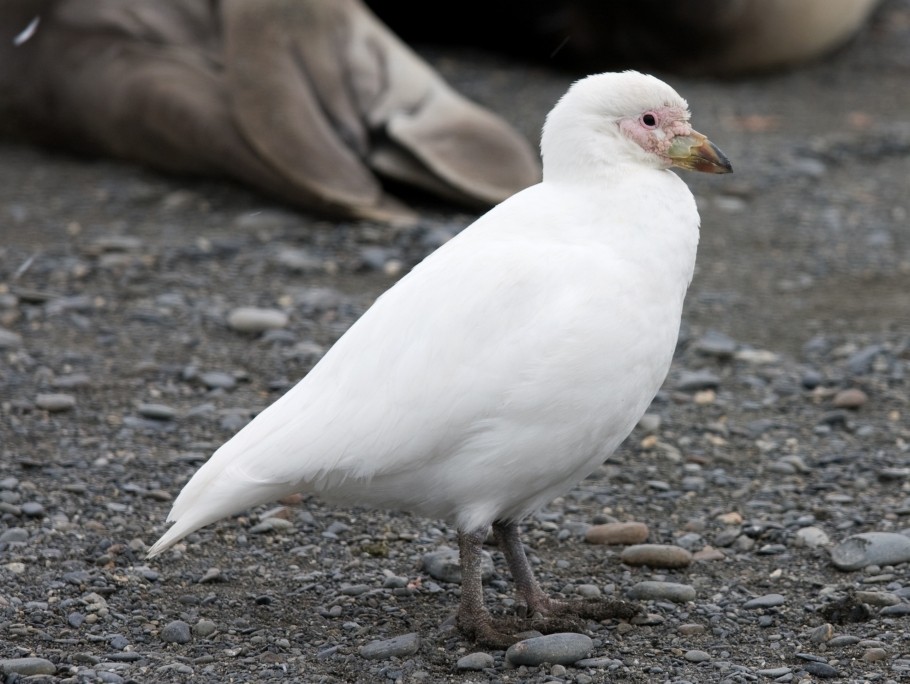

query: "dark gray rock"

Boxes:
[160, 619, 192, 644]
[359, 633, 420, 659]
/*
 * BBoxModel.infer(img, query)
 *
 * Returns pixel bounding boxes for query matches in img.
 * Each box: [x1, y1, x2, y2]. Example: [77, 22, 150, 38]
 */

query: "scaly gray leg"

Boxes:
[492, 520, 639, 624]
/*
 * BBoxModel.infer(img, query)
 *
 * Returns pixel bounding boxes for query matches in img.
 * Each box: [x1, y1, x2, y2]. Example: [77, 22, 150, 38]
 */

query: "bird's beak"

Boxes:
[668, 131, 733, 174]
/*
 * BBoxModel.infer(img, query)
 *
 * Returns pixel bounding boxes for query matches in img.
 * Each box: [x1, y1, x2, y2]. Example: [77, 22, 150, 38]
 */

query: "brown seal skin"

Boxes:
[367, 0, 881, 76]
[0, 0, 540, 224]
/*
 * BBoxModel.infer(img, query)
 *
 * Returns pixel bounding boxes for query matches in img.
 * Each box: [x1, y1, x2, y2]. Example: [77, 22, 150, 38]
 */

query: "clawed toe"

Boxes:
[559, 598, 640, 621]
[457, 615, 526, 648]
[457, 599, 640, 646]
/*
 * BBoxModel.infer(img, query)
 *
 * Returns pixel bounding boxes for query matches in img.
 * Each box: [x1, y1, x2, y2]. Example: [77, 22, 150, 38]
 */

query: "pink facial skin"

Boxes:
[618, 105, 692, 163]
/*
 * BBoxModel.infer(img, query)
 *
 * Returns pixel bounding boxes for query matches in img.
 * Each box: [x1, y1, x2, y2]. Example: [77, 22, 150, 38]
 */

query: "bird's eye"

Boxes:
[641, 112, 658, 128]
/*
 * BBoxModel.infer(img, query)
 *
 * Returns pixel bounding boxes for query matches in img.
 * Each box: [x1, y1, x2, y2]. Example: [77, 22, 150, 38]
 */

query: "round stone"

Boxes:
[505, 633, 593, 666]
[575, 584, 602, 598]
[793, 526, 831, 549]
[862, 648, 887, 662]
[160, 619, 192, 644]
[585, 522, 649, 545]
[456, 652, 494, 670]
[193, 619, 217, 637]
[21, 501, 45, 517]
[620, 544, 692, 568]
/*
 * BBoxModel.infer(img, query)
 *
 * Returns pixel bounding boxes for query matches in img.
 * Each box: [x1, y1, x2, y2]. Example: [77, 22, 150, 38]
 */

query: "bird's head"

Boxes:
[541, 71, 732, 181]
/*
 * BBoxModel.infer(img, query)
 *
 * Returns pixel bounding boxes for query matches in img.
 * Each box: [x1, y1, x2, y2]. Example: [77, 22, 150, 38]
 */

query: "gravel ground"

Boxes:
[2, 2, 910, 683]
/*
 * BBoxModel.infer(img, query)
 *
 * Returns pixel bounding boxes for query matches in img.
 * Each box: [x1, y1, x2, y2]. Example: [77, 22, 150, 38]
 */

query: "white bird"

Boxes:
[147, 70, 731, 645]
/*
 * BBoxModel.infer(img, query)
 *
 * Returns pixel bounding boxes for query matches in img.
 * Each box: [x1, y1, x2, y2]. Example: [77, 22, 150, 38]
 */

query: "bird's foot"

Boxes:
[516, 596, 640, 632]
[536, 597, 640, 622]
[457, 599, 639, 647]
[456, 613, 528, 648]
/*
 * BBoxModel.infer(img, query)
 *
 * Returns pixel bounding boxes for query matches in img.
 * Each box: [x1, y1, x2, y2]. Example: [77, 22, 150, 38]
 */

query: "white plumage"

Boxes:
[148, 71, 730, 643]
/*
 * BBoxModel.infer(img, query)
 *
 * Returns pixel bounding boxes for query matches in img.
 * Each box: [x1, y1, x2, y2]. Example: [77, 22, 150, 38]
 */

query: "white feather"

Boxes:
[146, 71, 701, 558]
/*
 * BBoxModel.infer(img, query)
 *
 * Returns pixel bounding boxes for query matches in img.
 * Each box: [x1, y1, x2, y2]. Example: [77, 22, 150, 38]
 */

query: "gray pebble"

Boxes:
[880, 603, 910, 616]
[675, 532, 704, 550]
[35, 393, 76, 412]
[0, 658, 57, 676]
[575, 657, 623, 668]
[694, 330, 737, 358]
[809, 623, 833, 643]
[830, 532, 910, 571]
[627, 581, 696, 603]
[637, 413, 661, 433]
[793, 526, 830, 549]
[757, 667, 791, 677]
[227, 307, 288, 333]
[422, 546, 493, 584]
[161, 619, 192, 644]
[0, 327, 22, 348]
[456, 652, 494, 670]
[276, 248, 323, 273]
[862, 647, 887, 662]
[108, 634, 129, 650]
[341, 584, 370, 596]
[359, 633, 420, 659]
[855, 590, 900, 606]
[505, 632, 593, 666]
[828, 635, 860, 646]
[198, 567, 223, 583]
[676, 370, 720, 391]
[68, 612, 85, 628]
[575, 584, 601, 598]
[743, 593, 786, 609]
[249, 517, 294, 534]
[382, 575, 408, 589]
[846, 344, 883, 374]
[21, 501, 45, 517]
[802, 661, 839, 678]
[193, 619, 217, 637]
[52, 373, 91, 389]
[200, 371, 236, 390]
[684, 649, 711, 662]
[678, 623, 706, 635]
[0, 527, 28, 543]
[137, 403, 178, 420]
[97, 672, 124, 684]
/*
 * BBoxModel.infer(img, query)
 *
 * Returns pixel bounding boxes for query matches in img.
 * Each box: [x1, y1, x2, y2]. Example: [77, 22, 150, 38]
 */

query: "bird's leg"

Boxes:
[456, 527, 519, 648]
[493, 520, 639, 626]
[492, 520, 554, 616]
